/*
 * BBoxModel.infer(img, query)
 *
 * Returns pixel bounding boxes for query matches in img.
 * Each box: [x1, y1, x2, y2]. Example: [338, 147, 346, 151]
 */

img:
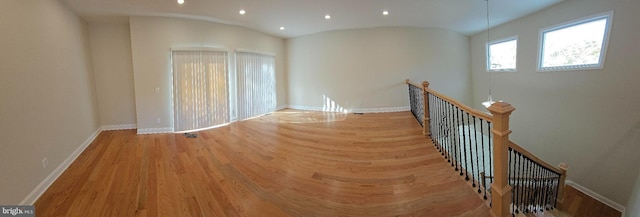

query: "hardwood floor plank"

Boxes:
[35, 110, 491, 216]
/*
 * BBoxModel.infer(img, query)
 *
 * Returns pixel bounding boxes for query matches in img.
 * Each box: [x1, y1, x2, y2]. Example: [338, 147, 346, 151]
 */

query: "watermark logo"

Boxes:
[0, 206, 35, 217]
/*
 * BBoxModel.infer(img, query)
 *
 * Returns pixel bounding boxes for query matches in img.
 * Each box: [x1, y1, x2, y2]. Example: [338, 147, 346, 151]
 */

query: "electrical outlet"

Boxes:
[42, 158, 48, 168]
[156, 118, 161, 123]
[155, 87, 160, 94]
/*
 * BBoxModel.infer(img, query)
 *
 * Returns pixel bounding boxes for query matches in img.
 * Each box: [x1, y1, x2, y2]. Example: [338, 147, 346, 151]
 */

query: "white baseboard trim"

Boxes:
[20, 127, 102, 205]
[101, 124, 137, 131]
[565, 180, 626, 214]
[137, 127, 174, 134]
[350, 106, 410, 113]
[287, 105, 410, 113]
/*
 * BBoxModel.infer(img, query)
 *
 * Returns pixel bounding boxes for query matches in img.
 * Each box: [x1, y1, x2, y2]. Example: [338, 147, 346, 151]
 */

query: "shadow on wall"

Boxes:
[584, 119, 640, 202]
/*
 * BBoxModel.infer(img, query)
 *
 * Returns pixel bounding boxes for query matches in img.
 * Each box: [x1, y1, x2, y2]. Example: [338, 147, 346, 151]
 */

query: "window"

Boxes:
[538, 11, 613, 71]
[487, 36, 518, 71]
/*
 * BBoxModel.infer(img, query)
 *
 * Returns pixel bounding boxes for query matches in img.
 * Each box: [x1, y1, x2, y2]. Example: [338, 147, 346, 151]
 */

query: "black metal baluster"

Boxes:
[429, 94, 436, 146]
[438, 97, 444, 153]
[487, 121, 493, 188]
[524, 155, 531, 213]
[444, 102, 451, 163]
[444, 102, 453, 162]
[508, 147, 513, 205]
[515, 149, 520, 212]
[544, 169, 550, 211]
[420, 90, 425, 126]
[531, 162, 538, 213]
[434, 96, 441, 151]
[451, 105, 462, 168]
[460, 108, 468, 180]
[469, 115, 478, 193]
[445, 103, 455, 162]
[532, 160, 539, 213]
[516, 152, 523, 214]
[482, 121, 489, 200]
[540, 167, 547, 212]
[455, 106, 462, 173]
[531, 160, 540, 212]
[451, 107, 462, 171]
[526, 158, 534, 213]
[407, 85, 411, 113]
[524, 156, 530, 213]
[438, 97, 447, 153]
[442, 101, 453, 159]
[466, 113, 475, 186]
[449, 104, 458, 164]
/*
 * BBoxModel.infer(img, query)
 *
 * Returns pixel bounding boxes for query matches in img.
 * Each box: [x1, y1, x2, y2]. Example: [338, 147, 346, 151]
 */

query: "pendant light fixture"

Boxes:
[482, 0, 495, 108]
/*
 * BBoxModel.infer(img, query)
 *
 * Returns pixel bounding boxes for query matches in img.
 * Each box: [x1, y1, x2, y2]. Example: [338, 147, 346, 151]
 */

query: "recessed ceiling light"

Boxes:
[177, 0, 184, 4]
[280, 27, 285, 30]
[325, 15, 331, 20]
[382, 10, 389, 15]
[239, 9, 246, 15]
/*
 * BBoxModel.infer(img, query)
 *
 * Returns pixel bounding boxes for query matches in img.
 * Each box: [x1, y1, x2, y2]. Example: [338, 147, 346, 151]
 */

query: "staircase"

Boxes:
[406, 80, 573, 217]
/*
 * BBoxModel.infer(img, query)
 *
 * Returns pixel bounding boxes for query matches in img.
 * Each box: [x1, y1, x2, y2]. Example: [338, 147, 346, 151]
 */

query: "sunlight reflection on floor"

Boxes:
[251, 109, 349, 124]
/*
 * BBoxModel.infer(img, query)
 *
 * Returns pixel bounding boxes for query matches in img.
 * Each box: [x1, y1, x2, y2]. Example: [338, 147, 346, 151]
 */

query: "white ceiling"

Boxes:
[62, 0, 563, 38]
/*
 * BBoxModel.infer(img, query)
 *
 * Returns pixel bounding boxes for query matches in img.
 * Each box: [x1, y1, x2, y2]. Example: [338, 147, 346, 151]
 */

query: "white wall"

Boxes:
[89, 22, 137, 127]
[286, 27, 471, 111]
[0, 0, 99, 204]
[470, 0, 640, 207]
[129, 16, 287, 132]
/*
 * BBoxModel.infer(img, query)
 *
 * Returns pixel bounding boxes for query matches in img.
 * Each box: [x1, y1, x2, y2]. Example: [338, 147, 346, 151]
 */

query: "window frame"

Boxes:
[486, 35, 519, 72]
[537, 11, 614, 72]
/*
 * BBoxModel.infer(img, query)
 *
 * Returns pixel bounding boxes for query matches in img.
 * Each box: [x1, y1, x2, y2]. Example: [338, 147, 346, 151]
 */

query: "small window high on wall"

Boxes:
[487, 36, 518, 72]
[538, 11, 613, 71]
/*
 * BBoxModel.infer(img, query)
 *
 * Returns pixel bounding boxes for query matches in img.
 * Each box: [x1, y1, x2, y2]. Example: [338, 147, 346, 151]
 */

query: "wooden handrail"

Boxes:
[423, 86, 494, 121]
[405, 79, 424, 90]
[509, 141, 563, 175]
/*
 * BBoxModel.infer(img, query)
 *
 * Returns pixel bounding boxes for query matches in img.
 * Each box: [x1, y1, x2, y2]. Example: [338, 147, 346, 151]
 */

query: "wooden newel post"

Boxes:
[488, 102, 515, 217]
[422, 81, 430, 136]
[557, 163, 569, 208]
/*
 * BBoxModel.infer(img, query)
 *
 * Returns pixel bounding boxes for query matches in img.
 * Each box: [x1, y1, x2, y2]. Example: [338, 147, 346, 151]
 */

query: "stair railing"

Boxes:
[405, 79, 568, 217]
[406, 79, 429, 135]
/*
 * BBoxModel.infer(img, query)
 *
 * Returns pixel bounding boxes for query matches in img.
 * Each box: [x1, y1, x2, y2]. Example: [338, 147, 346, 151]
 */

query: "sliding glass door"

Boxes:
[236, 52, 276, 120]
[172, 50, 229, 132]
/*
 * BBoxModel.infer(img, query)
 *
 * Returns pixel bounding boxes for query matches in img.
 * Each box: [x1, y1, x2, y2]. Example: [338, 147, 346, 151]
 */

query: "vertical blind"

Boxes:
[172, 50, 229, 132]
[236, 52, 276, 120]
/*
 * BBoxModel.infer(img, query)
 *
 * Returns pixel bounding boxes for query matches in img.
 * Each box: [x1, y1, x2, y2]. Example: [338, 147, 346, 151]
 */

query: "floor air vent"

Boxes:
[184, 133, 197, 138]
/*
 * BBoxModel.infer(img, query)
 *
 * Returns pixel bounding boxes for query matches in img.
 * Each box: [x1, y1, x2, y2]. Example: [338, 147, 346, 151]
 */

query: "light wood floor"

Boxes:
[35, 110, 491, 217]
